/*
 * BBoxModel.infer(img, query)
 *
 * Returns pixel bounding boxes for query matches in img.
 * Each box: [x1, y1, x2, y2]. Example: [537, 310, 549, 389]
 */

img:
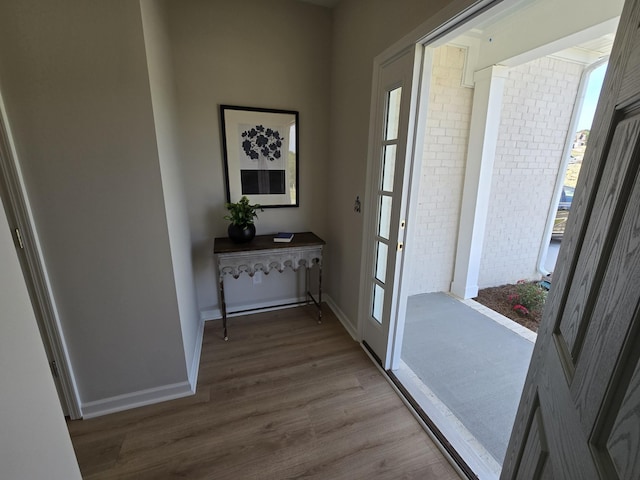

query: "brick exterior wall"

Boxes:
[405, 45, 473, 295]
[478, 56, 584, 288]
[406, 49, 584, 295]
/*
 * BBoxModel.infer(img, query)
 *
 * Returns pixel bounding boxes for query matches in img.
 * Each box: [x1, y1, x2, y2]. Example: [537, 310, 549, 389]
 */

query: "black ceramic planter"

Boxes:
[228, 223, 256, 243]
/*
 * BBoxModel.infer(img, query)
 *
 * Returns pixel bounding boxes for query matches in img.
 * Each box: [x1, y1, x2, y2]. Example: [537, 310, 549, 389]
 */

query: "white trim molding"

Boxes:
[200, 308, 220, 322]
[188, 318, 205, 390]
[200, 295, 358, 342]
[325, 295, 358, 341]
[0, 89, 82, 418]
[81, 381, 194, 419]
[200, 295, 314, 322]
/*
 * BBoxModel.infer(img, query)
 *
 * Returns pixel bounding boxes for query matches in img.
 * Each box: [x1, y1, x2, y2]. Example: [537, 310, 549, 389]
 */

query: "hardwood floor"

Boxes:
[68, 305, 461, 479]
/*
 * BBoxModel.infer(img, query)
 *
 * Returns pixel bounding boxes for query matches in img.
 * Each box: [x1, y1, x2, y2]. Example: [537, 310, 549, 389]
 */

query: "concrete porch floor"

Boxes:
[395, 292, 536, 479]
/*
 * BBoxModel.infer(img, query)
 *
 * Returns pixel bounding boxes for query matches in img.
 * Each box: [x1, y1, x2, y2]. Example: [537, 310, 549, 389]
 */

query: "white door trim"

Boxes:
[0, 91, 82, 419]
[536, 56, 610, 276]
[389, 46, 433, 370]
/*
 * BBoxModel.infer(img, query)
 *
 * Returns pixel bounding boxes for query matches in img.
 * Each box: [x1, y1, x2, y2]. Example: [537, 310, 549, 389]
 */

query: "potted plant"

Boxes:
[224, 196, 263, 243]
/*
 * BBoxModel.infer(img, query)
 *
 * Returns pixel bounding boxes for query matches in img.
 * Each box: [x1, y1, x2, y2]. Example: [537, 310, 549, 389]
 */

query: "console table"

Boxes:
[213, 232, 325, 340]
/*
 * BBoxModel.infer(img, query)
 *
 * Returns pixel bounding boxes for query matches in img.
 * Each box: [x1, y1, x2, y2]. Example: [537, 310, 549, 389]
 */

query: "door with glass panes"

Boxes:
[361, 46, 419, 368]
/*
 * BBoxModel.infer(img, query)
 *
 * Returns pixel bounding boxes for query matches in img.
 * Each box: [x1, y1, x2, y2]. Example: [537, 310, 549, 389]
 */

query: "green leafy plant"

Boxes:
[508, 280, 547, 316]
[224, 196, 263, 228]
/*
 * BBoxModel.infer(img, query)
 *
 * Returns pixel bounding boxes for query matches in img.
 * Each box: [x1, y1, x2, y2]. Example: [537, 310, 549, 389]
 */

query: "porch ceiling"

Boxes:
[448, 0, 621, 70]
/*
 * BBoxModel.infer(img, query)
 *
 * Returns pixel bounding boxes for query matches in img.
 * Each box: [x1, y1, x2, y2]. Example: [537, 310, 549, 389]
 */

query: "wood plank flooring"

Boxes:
[67, 305, 461, 479]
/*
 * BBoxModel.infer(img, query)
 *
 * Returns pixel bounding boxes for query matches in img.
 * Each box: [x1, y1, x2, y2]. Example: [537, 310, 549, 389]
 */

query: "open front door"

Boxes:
[360, 46, 421, 369]
[502, 0, 640, 477]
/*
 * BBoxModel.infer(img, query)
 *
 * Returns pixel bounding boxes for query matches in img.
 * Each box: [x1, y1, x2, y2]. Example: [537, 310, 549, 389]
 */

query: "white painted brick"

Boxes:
[405, 45, 473, 295]
[479, 56, 583, 288]
[408, 49, 583, 294]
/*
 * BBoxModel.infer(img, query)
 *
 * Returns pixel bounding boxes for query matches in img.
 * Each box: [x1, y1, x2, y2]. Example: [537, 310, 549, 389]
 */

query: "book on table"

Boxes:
[273, 232, 294, 243]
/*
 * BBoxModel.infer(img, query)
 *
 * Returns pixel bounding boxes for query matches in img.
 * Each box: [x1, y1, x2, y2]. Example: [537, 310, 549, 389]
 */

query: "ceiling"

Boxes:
[550, 33, 615, 64]
[297, 0, 615, 64]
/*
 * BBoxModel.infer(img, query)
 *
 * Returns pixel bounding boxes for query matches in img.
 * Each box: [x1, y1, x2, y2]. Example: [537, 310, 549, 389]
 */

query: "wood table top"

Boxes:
[213, 231, 325, 254]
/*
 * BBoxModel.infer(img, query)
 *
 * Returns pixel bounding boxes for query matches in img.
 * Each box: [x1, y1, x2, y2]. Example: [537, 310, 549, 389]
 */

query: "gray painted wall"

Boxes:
[0, 0, 333, 411]
[0, 0, 189, 404]
[165, 0, 331, 314]
[140, 0, 201, 384]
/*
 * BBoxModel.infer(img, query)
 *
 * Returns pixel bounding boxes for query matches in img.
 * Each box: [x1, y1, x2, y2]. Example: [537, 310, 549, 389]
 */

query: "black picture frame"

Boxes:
[220, 105, 299, 208]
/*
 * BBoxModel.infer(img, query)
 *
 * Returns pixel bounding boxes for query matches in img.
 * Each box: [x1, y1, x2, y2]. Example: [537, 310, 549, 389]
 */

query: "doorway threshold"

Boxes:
[392, 360, 501, 479]
[394, 292, 536, 480]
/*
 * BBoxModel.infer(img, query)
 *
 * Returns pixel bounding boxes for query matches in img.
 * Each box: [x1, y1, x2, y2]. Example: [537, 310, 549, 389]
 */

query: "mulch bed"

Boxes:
[474, 283, 542, 332]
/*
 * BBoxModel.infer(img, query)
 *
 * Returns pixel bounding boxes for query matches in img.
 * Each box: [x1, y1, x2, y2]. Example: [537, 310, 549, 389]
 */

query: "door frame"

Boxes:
[357, 0, 507, 368]
[0, 91, 81, 419]
[357, 44, 424, 369]
[536, 55, 610, 276]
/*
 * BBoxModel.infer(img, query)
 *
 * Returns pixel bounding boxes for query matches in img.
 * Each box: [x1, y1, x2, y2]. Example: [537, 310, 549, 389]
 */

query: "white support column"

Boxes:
[451, 65, 508, 299]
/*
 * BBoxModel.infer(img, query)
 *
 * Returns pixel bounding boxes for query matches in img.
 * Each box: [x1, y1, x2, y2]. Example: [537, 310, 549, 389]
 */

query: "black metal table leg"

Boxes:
[317, 262, 323, 324]
[219, 277, 228, 341]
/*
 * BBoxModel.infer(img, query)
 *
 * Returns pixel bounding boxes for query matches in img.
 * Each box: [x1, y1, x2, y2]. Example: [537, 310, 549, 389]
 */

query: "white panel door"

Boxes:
[361, 46, 420, 369]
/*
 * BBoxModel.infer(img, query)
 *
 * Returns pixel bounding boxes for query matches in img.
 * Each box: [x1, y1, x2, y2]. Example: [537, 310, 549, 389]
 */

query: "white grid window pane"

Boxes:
[382, 145, 396, 192]
[372, 284, 384, 324]
[378, 195, 392, 240]
[375, 241, 388, 284]
[385, 87, 402, 141]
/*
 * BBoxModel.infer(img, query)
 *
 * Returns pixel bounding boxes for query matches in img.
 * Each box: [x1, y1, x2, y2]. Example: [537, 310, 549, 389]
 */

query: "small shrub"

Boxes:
[509, 280, 547, 316]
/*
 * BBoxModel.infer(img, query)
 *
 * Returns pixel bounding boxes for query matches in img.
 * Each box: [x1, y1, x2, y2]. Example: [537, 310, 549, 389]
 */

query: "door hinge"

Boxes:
[14, 228, 24, 249]
[397, 242, 404, 251]
[50, 360, 60, 379]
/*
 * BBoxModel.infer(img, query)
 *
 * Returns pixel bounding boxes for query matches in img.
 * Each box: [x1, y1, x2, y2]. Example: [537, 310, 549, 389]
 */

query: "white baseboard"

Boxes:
[200, 307, 220, 322]
[201, 295, 358, 341]
[83, 318, 204, 419]
[81, 381, 194, 419]
[188, 318, 205, 389]
[324, 295, 358, 341]
[200, 295, 315, 322]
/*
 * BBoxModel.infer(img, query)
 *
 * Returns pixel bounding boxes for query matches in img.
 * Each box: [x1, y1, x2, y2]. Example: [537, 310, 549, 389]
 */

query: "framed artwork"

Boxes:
[220, 105, 299, 207]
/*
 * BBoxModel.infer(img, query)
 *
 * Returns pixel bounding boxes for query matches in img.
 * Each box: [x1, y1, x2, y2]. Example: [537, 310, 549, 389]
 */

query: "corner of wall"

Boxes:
[188, 317, 205, 390]
[325, 295, 358, 341]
